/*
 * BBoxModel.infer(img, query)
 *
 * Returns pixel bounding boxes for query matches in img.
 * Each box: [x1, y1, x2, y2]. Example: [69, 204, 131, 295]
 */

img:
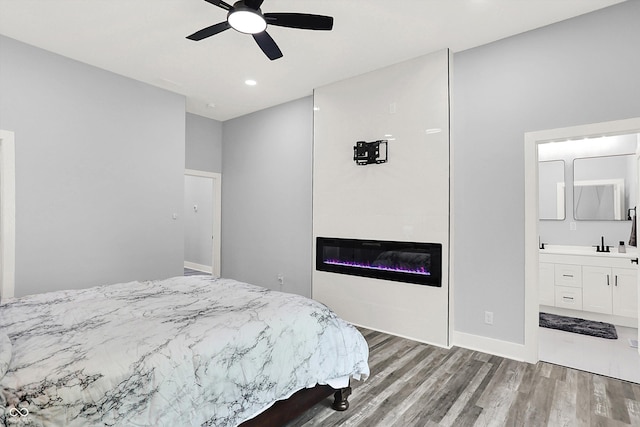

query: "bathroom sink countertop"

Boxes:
[540, 244, 639, 259]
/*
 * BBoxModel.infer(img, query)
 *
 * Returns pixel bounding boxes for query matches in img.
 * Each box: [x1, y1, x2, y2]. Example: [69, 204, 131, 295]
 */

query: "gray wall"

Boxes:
[221, 97, 313, 297]
[0, 35, 186, 297]
[186, 113, 222, 173]
[452, 0, 640, 343]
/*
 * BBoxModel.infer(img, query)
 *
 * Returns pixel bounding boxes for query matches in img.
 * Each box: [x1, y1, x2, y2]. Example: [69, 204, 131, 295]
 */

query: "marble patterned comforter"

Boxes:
[0, 276, 370, 426]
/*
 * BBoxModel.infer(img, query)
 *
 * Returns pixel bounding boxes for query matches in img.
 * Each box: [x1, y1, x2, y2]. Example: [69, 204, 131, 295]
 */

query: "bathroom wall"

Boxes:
[538, 133, 639, 247]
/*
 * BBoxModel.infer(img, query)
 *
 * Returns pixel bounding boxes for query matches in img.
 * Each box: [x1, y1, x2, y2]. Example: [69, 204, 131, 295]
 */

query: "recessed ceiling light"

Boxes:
[245, 79, 257, 86]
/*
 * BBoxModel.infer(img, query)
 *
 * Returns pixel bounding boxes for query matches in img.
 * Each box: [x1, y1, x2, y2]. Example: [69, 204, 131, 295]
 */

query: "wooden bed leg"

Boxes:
[331, 386, 352, 411]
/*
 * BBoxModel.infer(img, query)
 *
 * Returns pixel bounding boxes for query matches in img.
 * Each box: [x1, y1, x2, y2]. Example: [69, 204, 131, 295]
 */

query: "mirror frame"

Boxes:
[572, 154, 635, 221]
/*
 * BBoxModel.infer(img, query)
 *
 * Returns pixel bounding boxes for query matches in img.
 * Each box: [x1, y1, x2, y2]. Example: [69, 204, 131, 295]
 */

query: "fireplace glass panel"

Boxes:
[316, 237, 442, 287]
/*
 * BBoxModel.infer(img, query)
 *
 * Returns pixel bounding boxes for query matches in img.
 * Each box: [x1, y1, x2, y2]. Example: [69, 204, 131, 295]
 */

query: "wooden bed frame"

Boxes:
[239, 384, 352, 427]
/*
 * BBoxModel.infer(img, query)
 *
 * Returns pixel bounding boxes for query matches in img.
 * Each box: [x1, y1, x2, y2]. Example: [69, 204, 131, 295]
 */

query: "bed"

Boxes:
[0, 276, 369, 426]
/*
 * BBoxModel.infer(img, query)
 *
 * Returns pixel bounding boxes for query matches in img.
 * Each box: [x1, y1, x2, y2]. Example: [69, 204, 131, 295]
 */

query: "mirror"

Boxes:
[539, 160, 565, 220]
[574, 154, 636, 220]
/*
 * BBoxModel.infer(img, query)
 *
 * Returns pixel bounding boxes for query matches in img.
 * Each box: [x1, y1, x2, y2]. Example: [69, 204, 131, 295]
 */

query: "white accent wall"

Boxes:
[312, 50, 450, 346]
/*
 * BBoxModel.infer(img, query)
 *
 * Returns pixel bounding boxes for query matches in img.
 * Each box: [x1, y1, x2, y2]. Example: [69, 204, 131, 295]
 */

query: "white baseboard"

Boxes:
[452, 331, 529, 363]
[351, 322, 452, 350]
[184, 261, 212, 274]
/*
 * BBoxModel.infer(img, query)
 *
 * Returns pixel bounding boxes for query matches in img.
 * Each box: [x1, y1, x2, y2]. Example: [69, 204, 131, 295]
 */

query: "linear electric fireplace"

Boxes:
[316, 237, 442, 287]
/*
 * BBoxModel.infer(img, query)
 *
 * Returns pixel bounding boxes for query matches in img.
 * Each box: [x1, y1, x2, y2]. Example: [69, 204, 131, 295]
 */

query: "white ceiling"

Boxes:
[0, 0, 625, 121]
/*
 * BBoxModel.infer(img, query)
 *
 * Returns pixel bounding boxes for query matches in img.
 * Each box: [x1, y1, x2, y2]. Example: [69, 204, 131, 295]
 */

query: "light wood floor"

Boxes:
[289, 328, 640, 427]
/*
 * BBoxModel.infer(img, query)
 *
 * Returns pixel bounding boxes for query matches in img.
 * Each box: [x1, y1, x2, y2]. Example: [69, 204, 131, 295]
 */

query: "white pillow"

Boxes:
[0, 332, 11, 379]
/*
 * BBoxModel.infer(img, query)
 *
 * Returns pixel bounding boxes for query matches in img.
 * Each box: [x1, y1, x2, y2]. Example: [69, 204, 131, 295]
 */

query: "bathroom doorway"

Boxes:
[524, 118, 640, 382]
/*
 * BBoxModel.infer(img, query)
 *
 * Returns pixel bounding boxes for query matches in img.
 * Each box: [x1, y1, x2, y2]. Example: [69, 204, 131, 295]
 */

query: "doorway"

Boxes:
[184, 170, 221, 277]
[524, 117, 640, 381]
[0, 129, 16, 300]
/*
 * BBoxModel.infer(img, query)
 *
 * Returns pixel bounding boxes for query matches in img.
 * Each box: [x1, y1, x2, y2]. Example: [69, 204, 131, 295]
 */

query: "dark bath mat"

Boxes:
[539, 312, 618, 339]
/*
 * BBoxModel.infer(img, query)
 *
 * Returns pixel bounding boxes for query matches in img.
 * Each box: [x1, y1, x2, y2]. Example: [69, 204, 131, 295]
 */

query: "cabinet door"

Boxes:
[612, 268, 638, 319]
[582, 266, 613, 315]
[539, 263, 555, 306]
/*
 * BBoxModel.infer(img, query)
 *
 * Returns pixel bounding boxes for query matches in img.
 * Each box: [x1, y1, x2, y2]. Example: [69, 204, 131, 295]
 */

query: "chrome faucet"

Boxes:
[594, 236, 611, 253]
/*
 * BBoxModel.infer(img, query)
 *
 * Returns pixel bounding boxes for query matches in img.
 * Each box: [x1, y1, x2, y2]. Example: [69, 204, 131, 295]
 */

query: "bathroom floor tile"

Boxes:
[538, 325, 640, 383]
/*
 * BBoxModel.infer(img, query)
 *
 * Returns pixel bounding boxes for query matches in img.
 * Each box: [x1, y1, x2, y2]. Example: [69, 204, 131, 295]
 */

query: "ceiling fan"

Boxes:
[187, 0, 334, 60]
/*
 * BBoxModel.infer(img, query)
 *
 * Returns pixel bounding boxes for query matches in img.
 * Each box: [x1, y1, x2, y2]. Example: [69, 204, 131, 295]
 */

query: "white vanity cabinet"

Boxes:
[582, 266, 638, 317]
[539, 249, 638, 324]
[553, 263, 583, 310]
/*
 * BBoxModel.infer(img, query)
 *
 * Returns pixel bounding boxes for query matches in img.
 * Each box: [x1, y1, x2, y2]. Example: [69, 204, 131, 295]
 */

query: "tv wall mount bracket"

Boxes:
[353, 140, 388, 166]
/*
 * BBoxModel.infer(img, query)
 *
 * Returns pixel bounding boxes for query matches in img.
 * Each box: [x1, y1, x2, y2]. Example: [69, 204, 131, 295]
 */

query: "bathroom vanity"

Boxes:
[539, 245, 639, 327]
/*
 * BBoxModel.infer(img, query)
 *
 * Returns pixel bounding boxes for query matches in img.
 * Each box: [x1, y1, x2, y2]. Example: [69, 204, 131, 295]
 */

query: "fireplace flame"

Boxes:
[324, 259, 430, 276]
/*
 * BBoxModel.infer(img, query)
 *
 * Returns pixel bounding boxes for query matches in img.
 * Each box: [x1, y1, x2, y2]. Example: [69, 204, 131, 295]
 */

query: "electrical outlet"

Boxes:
[484, 311, 494, 325]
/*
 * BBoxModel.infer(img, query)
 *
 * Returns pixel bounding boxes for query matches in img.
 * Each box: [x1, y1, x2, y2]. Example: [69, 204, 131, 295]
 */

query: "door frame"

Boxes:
[524, 117, 640, 363]
[184, 169, 221, 277]
[0, 130, 16, 300]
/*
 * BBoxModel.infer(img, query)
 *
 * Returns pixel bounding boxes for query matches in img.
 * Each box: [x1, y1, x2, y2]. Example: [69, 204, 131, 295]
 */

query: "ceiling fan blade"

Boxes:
[264, 13, 333, 30]
[244, 0, 264, 10]
[187, 21, 231, 41]
[252, 31, 283, 60]
[204, 0, 234, 12]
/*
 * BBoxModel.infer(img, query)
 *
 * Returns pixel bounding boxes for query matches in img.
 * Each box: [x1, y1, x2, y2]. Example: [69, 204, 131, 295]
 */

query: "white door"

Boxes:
[582, 266, 613, 315]
[636, 150, 640, 354]
[612, 268, 638, 318]
[0, 156, 3, 295]
[0, 130, 16, 300]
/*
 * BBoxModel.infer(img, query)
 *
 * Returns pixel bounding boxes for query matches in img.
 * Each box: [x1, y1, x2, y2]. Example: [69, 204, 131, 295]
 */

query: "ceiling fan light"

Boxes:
[228, 9, 267, 34]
